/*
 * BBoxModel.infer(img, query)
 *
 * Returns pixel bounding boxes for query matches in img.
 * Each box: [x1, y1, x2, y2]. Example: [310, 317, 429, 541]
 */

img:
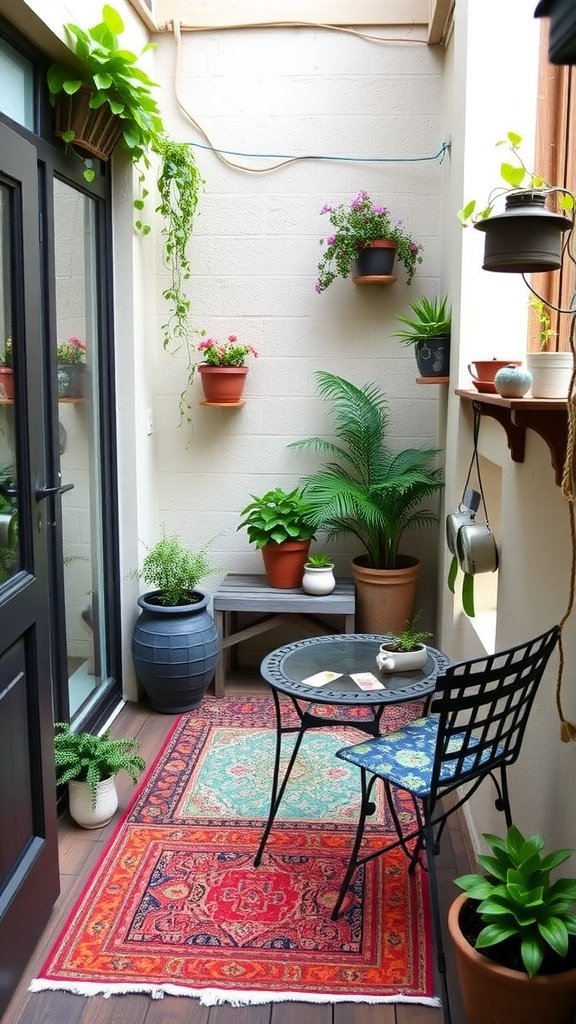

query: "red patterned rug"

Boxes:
[31, 694, 438, 1007]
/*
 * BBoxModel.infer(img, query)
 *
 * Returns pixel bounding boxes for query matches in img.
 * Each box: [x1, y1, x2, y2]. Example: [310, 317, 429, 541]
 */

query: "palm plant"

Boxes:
[289, 372, 443, 570]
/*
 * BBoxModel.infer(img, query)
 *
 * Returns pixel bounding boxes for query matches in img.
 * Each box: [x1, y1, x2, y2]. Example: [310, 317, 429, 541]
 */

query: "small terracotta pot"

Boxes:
[198, 365, 248, 403]
[261, 539, 311, 589]
[0, 367, 14, 400]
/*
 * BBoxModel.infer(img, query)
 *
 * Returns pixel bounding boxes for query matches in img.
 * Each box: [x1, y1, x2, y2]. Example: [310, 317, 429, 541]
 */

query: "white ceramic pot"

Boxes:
[301, 564, 336, 595]
[68, 776, 119, 829]
[526, 352, 574, 398]
[376, 643, 428, 673]
[494, 364, 532, 398]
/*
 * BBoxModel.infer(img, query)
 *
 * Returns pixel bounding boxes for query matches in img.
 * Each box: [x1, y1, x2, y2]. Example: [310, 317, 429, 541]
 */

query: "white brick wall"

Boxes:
[150, 25, 447, 624]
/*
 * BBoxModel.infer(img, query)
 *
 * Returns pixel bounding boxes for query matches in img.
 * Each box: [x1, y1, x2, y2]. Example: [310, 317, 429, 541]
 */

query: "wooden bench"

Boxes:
[212, 573, 356, 696]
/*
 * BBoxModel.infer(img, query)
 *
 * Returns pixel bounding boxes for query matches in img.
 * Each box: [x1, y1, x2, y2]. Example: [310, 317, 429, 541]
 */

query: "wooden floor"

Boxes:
[2, 685, 474, 1024]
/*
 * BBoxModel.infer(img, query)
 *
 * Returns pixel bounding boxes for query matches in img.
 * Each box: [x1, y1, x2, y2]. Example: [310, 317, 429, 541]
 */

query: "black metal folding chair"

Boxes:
[331, 625, 559, 1023]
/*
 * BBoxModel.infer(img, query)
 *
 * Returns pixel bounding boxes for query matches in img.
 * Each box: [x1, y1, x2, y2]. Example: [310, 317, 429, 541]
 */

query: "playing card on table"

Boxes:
[351, 672, 385, 691]
[302, 670, 342, 687]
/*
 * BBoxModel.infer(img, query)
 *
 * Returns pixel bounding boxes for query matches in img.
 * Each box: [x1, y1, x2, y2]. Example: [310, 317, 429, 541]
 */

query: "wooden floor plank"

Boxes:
[1, 695, 474, 1024]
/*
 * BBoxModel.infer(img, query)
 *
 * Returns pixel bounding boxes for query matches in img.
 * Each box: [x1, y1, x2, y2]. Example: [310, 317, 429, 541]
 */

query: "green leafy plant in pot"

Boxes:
[238, 487, 315, 588]
[289, 372, 444, 632]
[131, 534, 222, 712]
[449, 825, 576, 1024]
[393, 295, 451, 379]
[54, 722, 145, 828]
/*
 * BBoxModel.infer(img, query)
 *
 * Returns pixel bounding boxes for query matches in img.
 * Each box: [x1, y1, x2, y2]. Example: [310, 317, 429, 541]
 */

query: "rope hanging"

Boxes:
[556, 311, 576, 741]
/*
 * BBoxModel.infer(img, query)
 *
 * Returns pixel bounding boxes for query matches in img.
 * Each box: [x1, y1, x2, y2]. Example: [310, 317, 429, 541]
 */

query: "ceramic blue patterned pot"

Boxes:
[494, 364, 532, 398]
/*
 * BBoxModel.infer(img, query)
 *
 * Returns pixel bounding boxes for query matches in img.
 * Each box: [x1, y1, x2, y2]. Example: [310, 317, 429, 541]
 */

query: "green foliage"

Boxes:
[238, 487, 316, 549]
[46, 5, 164, 181]
[458, 131, 575, 226]
[54, 722, 145, 808]
[135, 534, 220, 605]
[305, 552, 334, 567]
[455, 825, 576, 978]
[393, 295, 451, 345]
[0, 337, 13, 367]
[56, 336, 87, 364]
[529, 296, 556, 352]
[316, 192, 423, 292]
[289, 372, 444, 570]
[385, 610, 432, 651]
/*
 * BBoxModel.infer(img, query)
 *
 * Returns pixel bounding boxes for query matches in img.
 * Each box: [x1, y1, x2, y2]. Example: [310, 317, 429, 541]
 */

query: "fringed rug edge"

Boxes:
[29, 978, 440, 1007]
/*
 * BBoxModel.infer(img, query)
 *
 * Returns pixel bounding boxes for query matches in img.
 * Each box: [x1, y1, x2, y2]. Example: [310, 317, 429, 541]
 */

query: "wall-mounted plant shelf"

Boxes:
[352, 274, 397, 285]
[456, 389, 568, 486]
[417, 377, 449, 385]
[199, 400, 246, 408]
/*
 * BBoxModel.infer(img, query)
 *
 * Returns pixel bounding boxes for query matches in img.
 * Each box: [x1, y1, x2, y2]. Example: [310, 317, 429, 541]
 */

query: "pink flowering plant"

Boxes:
[57, 336, 87, 365]
[316, 191, 423, 292]
[198, 335, 258, 367]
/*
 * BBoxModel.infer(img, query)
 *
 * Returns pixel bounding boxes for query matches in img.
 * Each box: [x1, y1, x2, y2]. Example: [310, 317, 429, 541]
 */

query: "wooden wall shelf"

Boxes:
[417, 376, 449, 385]
[199, 400, 246, 408]
[352, 274, 397, 285]
[456, 389, 568, 486]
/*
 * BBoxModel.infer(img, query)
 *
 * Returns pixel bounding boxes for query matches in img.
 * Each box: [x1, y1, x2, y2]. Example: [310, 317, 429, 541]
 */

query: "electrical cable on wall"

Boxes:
[170, 20, 449, 174]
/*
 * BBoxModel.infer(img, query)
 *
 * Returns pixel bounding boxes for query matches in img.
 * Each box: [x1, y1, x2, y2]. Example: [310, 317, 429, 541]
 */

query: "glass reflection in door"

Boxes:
[53, 179, 108, 722]
[0, 184, 20, 584]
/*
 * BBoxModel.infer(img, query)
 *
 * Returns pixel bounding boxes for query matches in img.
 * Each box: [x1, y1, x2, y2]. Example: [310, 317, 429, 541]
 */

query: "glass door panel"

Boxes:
[53, 179, 108, 722]
[0, 184, 20, 582]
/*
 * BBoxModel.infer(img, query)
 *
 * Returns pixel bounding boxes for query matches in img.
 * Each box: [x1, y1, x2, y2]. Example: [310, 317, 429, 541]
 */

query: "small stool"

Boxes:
[212, 573, 355, 696]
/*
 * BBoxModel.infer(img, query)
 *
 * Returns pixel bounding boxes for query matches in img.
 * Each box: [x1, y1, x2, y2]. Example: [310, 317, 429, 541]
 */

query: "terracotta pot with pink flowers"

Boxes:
[196, 334, 258, 405]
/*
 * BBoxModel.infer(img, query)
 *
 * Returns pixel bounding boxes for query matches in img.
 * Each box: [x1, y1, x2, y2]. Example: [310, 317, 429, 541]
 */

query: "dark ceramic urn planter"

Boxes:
[535, 0, 576, 65]
[131, 589, 220, 713]
[414, 335, 450, 378]
[474, 191, 571, 273]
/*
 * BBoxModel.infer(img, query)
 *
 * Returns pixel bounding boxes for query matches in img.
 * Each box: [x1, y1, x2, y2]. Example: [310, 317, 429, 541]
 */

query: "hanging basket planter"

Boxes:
[474, 191, 572, 273]
[54, 87, 123, 161]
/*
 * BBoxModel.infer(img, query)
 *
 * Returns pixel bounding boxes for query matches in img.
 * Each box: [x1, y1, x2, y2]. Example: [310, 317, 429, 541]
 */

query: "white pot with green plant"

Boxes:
[375, 611, 432, 672]
[131, 534, 221, 712]
[238, 487, 316, 589]
[393, 295, 451, 379]
[289, 372, 444, 633]
[449, 825, 576, 1024]
[54, 723, 145, 828]
[526, 296, 573, 399]
[301, 552, 336, 596]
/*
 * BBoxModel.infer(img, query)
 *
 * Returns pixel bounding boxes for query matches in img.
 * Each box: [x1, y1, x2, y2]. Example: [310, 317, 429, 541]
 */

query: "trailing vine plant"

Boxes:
[153, 137, 205, 421]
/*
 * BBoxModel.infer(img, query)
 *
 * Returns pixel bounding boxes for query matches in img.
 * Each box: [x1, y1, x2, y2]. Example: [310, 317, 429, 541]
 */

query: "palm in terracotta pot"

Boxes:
[238, 487, 315, 588]
[290, 372, 444, 632]
[196, 334, 258, 404]
[450, 824, 576, 1024]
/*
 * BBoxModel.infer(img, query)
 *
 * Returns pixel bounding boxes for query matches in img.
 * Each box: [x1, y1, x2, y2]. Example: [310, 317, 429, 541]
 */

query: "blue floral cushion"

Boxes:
[335, 717, 501, 797]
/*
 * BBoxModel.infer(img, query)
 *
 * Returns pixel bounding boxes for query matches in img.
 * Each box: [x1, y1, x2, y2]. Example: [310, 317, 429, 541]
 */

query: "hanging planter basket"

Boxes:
[474, 191, 572, 273]
[54, 87, 123, 161]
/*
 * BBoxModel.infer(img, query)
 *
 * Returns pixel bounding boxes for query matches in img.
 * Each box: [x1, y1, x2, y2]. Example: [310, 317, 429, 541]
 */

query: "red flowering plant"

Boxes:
[197, 335, 258, 367]
[316, 191, 423, 292]
[56, 336, 87, 365]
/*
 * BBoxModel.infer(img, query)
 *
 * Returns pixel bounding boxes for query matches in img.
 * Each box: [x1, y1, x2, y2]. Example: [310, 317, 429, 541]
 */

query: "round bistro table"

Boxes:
[253, 633, 451, 866]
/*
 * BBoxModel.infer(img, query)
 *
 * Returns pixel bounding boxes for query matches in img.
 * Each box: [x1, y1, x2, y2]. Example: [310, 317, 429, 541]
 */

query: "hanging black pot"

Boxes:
[414, 335, 450, 378]
[354, 240, 397, 277]
[474, 191, 571, 273]
[131, 590, 220, 713]
[534, 0, 576, 65]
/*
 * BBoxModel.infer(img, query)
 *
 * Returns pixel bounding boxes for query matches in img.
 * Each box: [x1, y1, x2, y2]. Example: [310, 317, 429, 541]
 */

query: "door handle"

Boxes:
[35, 482, 75, 500]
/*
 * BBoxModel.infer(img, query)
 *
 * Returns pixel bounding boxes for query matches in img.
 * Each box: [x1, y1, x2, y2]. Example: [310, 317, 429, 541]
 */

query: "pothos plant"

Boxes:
[458, 130, 575, 225]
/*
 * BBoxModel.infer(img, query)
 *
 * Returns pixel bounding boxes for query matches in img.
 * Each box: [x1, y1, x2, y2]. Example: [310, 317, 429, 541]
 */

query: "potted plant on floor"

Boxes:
[315, 191, 423, 292]
[238, 487, 316, 588]
[301, 551, 336, 596]
[131, 534, 222, 712]
[449, 824, 576, 1024]
[289, 372, 444, 632]
[458, 130, 574, 273]
[195, 334, 258, 405]
[393, 295, 451, 379]
[54, 722, 145, 828]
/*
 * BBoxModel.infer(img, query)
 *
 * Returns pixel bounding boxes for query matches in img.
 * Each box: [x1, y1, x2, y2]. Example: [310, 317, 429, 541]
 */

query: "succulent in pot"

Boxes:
[238, 487, 315, 588]
[449, 824, 576, 1024]
[302, 551, 336, 596]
